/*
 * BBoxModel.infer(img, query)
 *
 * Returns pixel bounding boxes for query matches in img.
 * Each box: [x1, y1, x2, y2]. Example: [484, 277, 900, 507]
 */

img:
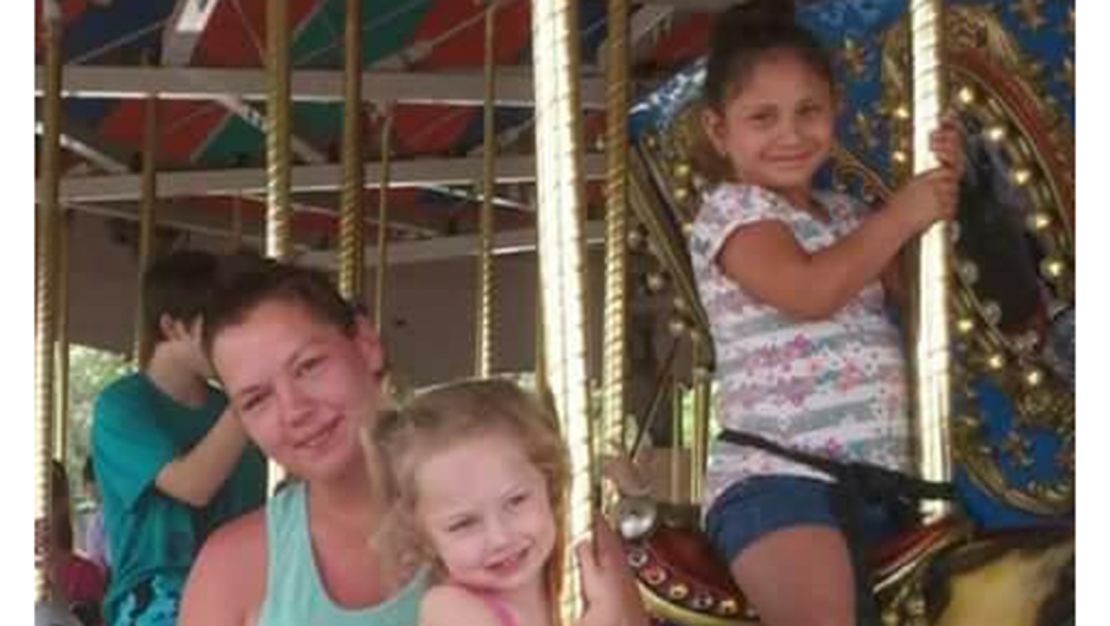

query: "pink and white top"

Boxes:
[688, 183, 912, 510]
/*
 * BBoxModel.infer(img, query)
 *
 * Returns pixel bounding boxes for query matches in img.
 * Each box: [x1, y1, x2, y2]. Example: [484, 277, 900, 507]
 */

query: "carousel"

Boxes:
[33, 0, 1075, 625]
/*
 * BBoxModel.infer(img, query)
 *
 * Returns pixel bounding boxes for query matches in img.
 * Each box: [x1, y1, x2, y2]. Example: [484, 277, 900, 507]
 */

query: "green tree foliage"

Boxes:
[64, 345, 132, 501]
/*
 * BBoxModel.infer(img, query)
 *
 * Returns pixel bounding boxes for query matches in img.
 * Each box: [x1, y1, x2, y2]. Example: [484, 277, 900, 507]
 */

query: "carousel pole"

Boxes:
[474, 0, 497, 378]
[54, 210, 71, 464]
[601, 0, 630, 510]
[265, 0, 293, 490]
[670, 377, 684, 503]
[373, 107, 393, 332]
[134, 51, 159, 367]
[36, 0, 62, 601]
[265, 0, 293, 263]
[529, 187, 549, 401]
[909, 0, 953, 522]
[337, 0, 365, 302]
[530, 0, 594, 619]
[690, 335, 710, 503]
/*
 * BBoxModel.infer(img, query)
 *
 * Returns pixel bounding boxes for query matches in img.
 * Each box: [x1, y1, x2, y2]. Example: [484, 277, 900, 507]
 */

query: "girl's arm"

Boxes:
[717, 167, 957, 321]
[881, 250, 908, 312]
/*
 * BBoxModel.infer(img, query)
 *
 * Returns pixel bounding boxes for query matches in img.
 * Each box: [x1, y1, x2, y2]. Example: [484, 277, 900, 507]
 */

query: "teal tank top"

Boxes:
[256, 482, 427, 626]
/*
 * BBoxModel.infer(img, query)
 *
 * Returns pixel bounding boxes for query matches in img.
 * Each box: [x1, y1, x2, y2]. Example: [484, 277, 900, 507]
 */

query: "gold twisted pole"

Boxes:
[475, 1, 497, 377]
[36, 0, 62, 601]
[909, 0, 953, 522]
[530, 187, 549, 400]
[54, 210, 71, 464]
[690, 335, 710, 503]
[265, 0, 293, 491]
[670, 377, 684, 503]
[134, 59, 158, 367]
[530, 0, 593, 619]
[266, 0, 293, 262]
[338, 0, 365, 301]
[373, 107, 393, 332]
[601, 0, 630, 509]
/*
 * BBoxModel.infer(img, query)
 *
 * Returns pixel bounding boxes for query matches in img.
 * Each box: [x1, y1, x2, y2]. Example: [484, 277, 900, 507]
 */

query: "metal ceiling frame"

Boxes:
[45, 153, 608, 202]
[34, 65, 607, 108]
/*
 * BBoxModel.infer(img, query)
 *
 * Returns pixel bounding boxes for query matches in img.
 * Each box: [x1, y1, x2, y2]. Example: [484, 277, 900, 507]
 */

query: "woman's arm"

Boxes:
[179, 511, 267, 626]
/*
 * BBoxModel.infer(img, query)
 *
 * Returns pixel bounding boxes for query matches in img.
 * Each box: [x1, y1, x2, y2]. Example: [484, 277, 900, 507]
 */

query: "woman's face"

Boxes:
[211, 298, 385, 482]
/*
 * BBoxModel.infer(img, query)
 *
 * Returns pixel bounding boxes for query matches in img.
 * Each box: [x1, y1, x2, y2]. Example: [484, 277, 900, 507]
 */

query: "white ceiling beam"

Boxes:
[66, 202, 601, 267]
[46, 153, 607, 202]
[66, 191, 443, 239]
[300, 221, 606, 269]
[34, 109, 132, 175]
[34, 65, 607, 108]
[161, 0, 222, 66]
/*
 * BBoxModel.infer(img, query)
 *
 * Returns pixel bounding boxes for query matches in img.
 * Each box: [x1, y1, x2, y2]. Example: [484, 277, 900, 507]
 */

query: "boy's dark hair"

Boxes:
[703, 0, 833, 111]
[142, 250, 221, 350]
[201, 253, 359, 359]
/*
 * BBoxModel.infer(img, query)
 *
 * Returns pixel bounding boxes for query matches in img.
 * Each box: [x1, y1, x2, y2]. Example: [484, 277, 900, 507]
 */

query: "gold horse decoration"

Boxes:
[609, 4, 1074, 625]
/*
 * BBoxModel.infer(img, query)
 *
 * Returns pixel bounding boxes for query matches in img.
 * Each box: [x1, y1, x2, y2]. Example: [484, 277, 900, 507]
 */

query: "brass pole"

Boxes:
[36, 0, 62, 601]
[909, 0, 953, 522]
[373, 108, 393, 331]
[530, 0, 593, 619]
[531, 188, 548, 400]
[266, 0, 293, 262]
[670, 377, 683, 504]
[475, 1, 497, 377]
[690, 335, 710, 503]
[265, 0, 293, 491]
[601, 0, 630, 509]
[134, 62, 158, 367]
[338, 0, 365, 301]
[54, 211, 71, 463]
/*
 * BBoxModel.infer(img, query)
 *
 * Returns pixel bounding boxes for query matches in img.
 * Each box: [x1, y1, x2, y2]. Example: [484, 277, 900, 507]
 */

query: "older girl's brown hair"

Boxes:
[369, 378, 570, 626]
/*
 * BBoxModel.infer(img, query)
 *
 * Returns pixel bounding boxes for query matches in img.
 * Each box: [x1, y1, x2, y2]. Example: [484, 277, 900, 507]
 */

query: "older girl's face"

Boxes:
[415, 433, 557, 593]
[211, 299, 384, 482]
[703, 49, 836, 197]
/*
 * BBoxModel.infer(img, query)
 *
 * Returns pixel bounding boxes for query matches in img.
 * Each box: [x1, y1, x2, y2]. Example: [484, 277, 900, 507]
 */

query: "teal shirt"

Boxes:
[91, 373, 267, 624]
[258, 482, 427, 625]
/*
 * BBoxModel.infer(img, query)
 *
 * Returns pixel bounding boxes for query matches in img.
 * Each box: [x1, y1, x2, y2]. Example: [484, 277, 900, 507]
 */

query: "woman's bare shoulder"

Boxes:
[179, 509, 268, 626]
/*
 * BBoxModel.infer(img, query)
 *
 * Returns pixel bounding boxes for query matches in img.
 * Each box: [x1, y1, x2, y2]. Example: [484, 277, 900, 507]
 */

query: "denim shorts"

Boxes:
[705, 475, 907, 625]
[705, 474, 906, 565]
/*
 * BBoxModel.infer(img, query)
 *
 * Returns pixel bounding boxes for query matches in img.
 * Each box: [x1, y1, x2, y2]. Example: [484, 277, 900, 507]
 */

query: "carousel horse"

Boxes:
[608, 455, 1073, 626]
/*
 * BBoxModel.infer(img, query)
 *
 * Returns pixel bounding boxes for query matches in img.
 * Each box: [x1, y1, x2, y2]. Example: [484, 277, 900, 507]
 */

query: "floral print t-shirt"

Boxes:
[689, 183, 912, 510]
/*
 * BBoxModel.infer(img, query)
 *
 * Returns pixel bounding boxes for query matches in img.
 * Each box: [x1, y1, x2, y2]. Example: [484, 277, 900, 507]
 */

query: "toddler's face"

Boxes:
[416, 433, 557, 593]
[703, 48, 836, 194]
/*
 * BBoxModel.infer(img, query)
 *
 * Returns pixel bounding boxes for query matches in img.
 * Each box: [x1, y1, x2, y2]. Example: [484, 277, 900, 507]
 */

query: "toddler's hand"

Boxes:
[575, 517, 651, 626]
